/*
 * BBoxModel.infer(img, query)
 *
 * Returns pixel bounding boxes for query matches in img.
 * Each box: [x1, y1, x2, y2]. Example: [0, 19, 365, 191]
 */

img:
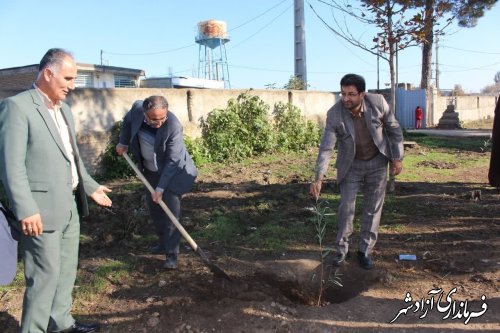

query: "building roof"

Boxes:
[0, 63, 144, 76]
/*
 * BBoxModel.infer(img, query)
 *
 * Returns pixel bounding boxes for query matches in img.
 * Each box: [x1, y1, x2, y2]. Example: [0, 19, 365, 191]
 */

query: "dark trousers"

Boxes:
[144, 170, 182, 257]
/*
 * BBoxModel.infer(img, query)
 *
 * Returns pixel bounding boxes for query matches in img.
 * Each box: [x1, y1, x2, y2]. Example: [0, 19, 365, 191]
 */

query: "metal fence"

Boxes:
[395, 88, 426, 129]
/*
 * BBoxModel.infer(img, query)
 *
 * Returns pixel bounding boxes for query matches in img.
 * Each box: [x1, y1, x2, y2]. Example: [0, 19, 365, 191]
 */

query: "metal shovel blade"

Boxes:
[122, 152, 231, 280]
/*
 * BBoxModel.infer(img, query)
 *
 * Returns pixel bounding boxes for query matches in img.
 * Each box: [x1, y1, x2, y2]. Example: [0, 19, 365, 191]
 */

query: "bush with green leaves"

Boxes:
[200, 92, 275, 162]
[98, 121, 135, 180]
[184, 136, 210, 166]
[273, 101, 321, 152]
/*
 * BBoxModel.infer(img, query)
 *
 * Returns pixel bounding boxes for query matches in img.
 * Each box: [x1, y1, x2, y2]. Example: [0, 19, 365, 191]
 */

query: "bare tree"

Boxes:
[417, 0, 498, 91]
[309, 0, 497, 113]
[452, 84, 465, 96]
[309, 0, 426, 112]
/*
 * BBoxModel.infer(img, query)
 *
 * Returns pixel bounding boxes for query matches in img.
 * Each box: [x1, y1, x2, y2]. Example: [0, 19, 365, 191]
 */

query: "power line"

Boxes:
[102, 0, 291, 57]
[229, 64, 292, 73]
[229, 0, 290, 32]
[438, 61, 500, 73]
[103, 44, 196, 57]
[306, 0, 375, 68]
[229, 3, 293, 50]
[441, 45, 500, 55]
[229, 64, 382, 75]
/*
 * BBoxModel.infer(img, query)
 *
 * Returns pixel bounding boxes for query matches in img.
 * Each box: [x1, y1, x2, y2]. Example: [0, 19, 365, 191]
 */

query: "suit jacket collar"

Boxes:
[28, 89, 71, 162]
[341, 99, 374, 139]
[340, 103, 355, 138]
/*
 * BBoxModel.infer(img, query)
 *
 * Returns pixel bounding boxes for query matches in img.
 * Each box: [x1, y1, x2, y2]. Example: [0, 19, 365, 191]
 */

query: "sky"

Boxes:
[1, 0, 499, 93]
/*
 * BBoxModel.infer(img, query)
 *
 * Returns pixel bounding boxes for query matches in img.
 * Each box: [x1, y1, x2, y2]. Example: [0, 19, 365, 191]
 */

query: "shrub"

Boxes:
[98, 121, 135, 180]
[200, 92, 275, 162]
[184, 136, 210, 166]
[273, 102, 321, 152]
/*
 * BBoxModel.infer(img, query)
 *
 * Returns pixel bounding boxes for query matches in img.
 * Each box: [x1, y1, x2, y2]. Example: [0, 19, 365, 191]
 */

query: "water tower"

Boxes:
[195, 20, 231, 88]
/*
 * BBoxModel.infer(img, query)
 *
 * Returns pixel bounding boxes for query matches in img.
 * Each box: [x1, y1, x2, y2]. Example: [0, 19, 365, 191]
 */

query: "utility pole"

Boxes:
[377, 52, 380, 90]
[395, 41, 399, 89]
[294, 0, 307, 89]
[435, 35, 439, 90]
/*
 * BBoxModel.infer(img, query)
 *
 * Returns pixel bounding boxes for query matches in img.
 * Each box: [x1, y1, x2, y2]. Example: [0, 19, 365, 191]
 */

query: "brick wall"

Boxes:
[0, 68, 37, 90]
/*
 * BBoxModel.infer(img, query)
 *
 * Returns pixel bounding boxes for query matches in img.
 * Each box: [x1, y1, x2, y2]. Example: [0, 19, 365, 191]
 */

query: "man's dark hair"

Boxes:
[143, 95, 169, 111]
[38, 48, 73, 72]
[340, 74, 366, 93]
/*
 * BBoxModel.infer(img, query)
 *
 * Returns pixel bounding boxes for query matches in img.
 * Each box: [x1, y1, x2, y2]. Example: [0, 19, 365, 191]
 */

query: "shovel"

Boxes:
[123, 152, 231, 280]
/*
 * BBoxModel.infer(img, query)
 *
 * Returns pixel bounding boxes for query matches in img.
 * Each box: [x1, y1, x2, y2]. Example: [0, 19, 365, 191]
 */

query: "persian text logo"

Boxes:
[390, 287, 488, 325]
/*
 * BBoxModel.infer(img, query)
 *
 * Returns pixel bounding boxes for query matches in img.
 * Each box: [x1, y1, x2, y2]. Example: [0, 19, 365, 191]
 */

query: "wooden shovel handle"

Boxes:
[122, 152, 199, 251]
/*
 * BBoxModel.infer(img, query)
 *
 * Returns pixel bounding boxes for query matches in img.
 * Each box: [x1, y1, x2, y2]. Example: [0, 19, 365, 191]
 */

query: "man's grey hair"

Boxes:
[36, 48, 74, 80]
[143, 96, 169, 111]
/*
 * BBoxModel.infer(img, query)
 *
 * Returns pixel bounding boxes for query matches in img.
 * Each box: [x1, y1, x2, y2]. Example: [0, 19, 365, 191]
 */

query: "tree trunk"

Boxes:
[386, 0, 396, 114]
[420, 0, 435, 127]
[420, 0, 435, 90]
[489, 96, 500, 187]
[386, 0, 396, 192]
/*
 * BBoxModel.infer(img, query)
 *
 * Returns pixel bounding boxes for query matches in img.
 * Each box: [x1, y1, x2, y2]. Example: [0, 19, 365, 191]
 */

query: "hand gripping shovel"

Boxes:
[123, 152, 231, 280]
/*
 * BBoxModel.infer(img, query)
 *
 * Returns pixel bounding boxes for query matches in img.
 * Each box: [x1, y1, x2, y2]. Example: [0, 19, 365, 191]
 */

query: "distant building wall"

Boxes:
[0, 66, 37, 90]
[0, 64, 143, 90]
[140, 77, 173, 88]
[92, 71, 117, 88]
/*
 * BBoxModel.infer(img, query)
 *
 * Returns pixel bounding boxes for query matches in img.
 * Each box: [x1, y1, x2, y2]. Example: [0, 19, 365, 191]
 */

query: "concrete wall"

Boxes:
[0, 86, 495, 174]
[454, 95, 498, 122]
[62, 88, 335, 173]
[431, 93, 498, 125]
[67, 87, 335, 137]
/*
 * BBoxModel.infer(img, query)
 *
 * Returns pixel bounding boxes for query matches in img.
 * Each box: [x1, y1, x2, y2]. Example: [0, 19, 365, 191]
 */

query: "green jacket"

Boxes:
[0, 89, 99, 230]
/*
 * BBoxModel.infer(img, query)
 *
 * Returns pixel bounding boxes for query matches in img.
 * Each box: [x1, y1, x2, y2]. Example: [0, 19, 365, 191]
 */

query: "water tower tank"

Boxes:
[195, 20, 230, 49]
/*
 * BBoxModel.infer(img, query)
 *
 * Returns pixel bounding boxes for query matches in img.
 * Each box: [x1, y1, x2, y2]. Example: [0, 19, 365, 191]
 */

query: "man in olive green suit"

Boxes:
[0, 49, 112, 333]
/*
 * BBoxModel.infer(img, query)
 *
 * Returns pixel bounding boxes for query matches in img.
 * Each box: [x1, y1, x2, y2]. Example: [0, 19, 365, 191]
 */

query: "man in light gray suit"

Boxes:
[116, 96, 198, 269]
[0, 48, 112, 333]
[310, 74, 403, 270]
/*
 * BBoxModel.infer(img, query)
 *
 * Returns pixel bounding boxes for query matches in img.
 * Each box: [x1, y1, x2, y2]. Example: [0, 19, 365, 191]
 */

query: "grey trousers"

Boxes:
[144, 170, 182, 257]
[336, 153, 389, 255]
[20, 200, 79, 333]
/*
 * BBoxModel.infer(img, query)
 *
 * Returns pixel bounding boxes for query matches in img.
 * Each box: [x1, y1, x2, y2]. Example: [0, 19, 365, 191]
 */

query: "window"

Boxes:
[114, 75, 136, 88]
[75, 71, 94, 88]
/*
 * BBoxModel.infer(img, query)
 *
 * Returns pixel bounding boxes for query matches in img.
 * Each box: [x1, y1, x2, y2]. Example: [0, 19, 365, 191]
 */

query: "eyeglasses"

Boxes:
[340, 92, 360, 98]
[144, 112, 168, 126]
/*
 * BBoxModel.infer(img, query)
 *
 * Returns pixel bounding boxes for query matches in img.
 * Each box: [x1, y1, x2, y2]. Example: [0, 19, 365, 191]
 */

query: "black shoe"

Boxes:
[357, 251, 373, 270]
[150, 245, 165, 254]
[163, 253, 178, 269]
[55, 321, 100, 333]
[332, 252, 348, 266]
